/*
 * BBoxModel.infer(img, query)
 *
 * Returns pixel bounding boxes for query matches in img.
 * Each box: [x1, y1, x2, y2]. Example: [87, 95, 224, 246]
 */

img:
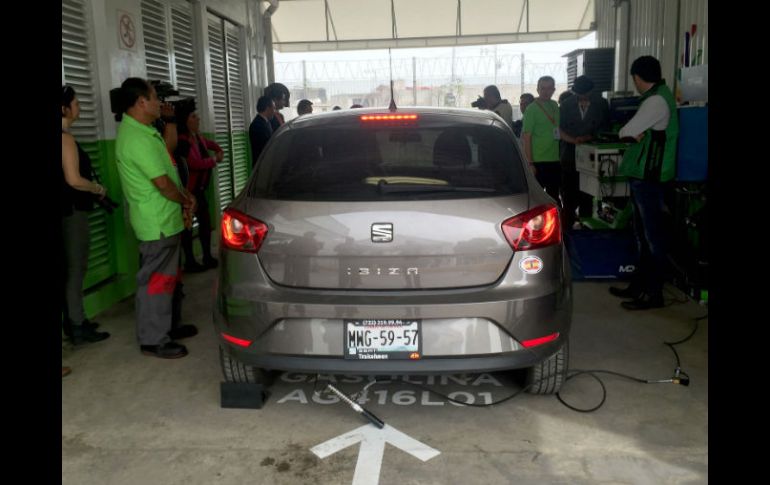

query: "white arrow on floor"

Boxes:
[311, 424, 441, 485]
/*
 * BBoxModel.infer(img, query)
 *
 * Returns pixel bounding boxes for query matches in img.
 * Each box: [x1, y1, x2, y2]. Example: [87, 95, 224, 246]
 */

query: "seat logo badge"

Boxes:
[371, 223, 393, 242]
[519, 256, 543, 274]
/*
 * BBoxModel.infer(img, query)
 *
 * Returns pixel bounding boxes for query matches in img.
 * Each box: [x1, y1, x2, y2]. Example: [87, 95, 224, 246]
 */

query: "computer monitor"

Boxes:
[608, 95, 640, 126]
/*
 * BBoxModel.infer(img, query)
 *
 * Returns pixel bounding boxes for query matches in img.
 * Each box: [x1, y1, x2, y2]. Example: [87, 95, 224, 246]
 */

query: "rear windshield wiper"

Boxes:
[377, 182, 496, 194]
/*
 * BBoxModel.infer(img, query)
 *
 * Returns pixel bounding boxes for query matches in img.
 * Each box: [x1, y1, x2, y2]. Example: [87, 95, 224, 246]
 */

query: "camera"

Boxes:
[471, 96, 487, 109]
[95, 195, 119, 215]
[151, 80, 178, 100]
[150, 80, 196, 113]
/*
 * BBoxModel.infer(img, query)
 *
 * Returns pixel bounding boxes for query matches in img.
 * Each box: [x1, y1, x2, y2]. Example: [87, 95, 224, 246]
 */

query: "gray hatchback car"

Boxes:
[215, 107, 571, 394]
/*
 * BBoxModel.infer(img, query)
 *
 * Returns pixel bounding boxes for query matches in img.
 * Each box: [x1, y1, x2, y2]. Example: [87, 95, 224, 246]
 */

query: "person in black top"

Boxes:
[559, 76, 610, 228]
[248, 95, 275, 166]
[297, 99, 313, 116]
[512, 93, 535, 138]
[61, 86, 111, 345]
[264, 83, 290, 131]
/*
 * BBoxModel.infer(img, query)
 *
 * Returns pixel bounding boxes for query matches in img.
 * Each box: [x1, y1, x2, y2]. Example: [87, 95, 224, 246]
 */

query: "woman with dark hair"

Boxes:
[175, 106, 224, 271]
[61, 85, 111, 347]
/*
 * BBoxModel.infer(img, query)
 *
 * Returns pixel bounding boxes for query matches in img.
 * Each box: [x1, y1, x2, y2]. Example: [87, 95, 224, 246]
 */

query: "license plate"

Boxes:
[344, 319, 421, 360]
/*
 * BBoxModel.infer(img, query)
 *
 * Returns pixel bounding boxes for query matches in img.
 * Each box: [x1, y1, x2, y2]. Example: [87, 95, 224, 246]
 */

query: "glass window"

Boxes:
[249, 120, 526, 201]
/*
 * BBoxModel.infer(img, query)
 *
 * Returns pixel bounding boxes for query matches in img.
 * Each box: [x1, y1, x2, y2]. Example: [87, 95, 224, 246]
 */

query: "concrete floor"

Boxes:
[63, 268, 708, 485]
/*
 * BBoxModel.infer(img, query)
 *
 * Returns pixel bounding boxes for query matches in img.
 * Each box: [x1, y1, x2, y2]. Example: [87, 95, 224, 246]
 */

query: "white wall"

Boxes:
[595, 0, 708, 93]
[202, 0, 248, 22]
[89, 0, 148, 138]
[81, 0, 266, 139]
[680, 0, 708, 66]
[200, 0, 267, 122]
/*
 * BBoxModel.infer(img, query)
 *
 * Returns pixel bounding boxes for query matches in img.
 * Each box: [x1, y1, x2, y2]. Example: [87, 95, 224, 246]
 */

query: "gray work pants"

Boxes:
[136, 234, 181, 346]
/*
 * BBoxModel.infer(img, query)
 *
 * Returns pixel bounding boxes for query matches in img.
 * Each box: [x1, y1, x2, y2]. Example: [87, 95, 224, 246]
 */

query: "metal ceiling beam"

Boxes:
[457, 0, 462, 37]
[391, 0, 398, 39]
[264, 0, 279, 84]
[274, 30, 593, 53]
[516, 0, 527, 33]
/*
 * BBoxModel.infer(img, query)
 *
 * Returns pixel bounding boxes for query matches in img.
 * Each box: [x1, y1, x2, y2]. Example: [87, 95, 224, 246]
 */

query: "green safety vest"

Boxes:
[619, 82, 679, 182]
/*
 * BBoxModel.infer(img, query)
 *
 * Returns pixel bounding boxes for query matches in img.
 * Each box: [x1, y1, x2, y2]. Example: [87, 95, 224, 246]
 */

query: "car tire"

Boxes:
[219, 345, 266, 384]
[524, 341, 568, 394]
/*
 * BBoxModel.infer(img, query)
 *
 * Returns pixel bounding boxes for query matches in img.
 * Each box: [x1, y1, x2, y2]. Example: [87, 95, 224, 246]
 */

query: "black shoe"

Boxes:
[609, 285, 641, 299]
[621, 294, 665, 311]
[168, 324, 198, 340]
[184, 261, 207, 273]
[140, 342, 188, 359]
[71, 326, 111, 345]
[63, 319, 100, 338]
[203, 257, 218, 269]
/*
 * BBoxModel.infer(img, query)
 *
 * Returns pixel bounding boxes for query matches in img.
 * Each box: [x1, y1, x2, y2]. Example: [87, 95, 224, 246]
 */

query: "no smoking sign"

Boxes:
[117, 10, 136, 51]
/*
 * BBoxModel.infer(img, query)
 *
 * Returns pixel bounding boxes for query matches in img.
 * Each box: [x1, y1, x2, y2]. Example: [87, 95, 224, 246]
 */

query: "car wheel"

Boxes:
[524, 341, 568, 394]
[219, 345, 266, 384]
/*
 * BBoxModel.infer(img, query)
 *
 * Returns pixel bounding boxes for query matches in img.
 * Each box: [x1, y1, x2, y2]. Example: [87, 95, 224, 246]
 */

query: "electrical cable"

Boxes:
[598, 155, 618, 201]
[664, 285, 692, 306]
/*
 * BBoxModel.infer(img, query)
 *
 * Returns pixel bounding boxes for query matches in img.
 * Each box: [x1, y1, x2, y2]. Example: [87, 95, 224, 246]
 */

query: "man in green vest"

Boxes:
[115, 78, 198, 358]
[609, 56, 679, 310]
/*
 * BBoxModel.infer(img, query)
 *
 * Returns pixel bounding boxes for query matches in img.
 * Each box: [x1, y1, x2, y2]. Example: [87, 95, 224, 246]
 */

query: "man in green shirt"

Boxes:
[115, 78, 197, 358]
[522, 76, 562, 204]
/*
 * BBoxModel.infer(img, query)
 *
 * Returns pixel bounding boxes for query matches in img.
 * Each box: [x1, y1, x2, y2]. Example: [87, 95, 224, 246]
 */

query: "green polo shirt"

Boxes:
[522, 99, 560, 162]
[115, 114, 184, 241]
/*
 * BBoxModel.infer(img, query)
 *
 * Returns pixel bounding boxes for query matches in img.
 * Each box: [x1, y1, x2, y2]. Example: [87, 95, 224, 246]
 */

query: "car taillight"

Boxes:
[360, 114, 419, 122]
[221, 332, 252, 347]
[521, 332, 560, 348]
[359, 114, 419, 127]
[221, 209, 268, 253]
[502, 204, 561, 251]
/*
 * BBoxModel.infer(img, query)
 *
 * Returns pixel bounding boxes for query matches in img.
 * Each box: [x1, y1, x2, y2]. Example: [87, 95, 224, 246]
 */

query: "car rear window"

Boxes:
[248, 120, 527, 201]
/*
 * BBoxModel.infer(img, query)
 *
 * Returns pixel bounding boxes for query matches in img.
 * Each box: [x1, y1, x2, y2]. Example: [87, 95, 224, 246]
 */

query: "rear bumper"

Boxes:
[214, 245, 572, 373]
[224, 338, 567, 375]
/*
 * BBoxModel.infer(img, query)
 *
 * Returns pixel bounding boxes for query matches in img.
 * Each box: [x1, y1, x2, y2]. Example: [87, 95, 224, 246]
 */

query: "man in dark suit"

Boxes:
[249, 95, 275, 167]
[559, 75, 610, 228]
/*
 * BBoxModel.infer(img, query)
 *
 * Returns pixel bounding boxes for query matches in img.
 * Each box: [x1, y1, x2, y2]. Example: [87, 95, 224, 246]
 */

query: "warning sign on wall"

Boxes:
[117, 10, 137, 52]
